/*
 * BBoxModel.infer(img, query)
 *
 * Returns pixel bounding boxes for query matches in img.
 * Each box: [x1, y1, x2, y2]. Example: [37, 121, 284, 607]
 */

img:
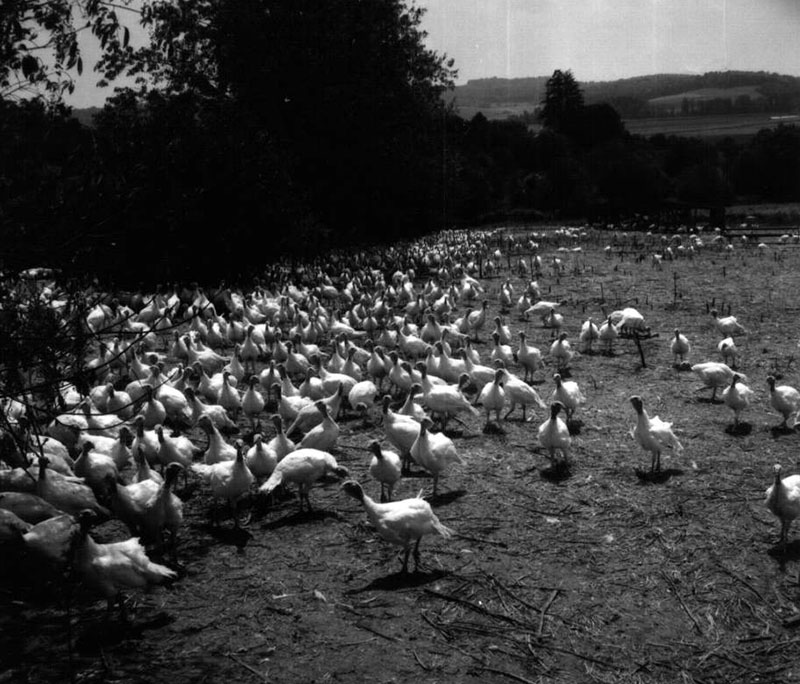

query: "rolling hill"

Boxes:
[449, 70, 800, 122]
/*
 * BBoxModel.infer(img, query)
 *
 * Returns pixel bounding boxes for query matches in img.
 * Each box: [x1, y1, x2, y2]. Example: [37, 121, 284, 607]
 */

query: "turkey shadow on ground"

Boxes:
[175, 480, 201, 502]
[251, 486, 296, 513]
[634, 467, 684, 484]
[567, 419, 583, 436]
[482, 421, 506, 436]
[539, 462, 572, 483]
[453, 430, 484, 441]
[346, 568, 449, 594]
[695, 395, 724, 404]
[204, 523, 254, 550]
[504, 412, 535, 423]
[725, 422, 753, 436]
[442, 426, 475, 439]
[179, 529, 215, 559]
[426, 489, 467, 507]
[401, 468, 431, 479]
[768, 540, 800, 575]
[75, 610, 175, 652]
[769, 424, 796, 439]
[260, 508, 342, 531]
[767, 539, 800, 563]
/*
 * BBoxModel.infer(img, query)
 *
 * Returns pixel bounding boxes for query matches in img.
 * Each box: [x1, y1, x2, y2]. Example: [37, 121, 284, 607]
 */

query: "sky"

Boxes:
[65, 0, 800, 107]
[421, 0, 800, 84]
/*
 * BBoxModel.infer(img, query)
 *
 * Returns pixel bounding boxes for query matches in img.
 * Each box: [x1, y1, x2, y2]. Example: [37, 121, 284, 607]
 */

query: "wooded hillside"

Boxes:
[451, 71, 800, 120]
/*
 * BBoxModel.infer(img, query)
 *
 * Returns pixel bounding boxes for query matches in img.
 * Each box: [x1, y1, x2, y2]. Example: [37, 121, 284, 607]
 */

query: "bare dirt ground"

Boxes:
[4, 227, 800, 684]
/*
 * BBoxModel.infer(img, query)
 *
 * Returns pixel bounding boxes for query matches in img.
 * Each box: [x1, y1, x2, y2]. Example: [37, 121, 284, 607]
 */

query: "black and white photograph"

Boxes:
[3, 1, 800, 682]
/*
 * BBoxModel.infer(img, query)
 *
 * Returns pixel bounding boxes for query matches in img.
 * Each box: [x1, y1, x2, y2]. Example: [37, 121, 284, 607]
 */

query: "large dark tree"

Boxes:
[572, 103, 625, 148]
[155, 0, 455, 247]
[732, 125, 800, 200]
[539, 69, 584, 133]
[587, 139, 666, 212]
[195, 0, 458, 243]
[2, 1, 459, 282]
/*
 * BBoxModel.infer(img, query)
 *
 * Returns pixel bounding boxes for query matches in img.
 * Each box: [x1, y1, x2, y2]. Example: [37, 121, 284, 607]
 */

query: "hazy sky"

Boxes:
[66, 0, 800, 107]
[421, 0, 800, 84]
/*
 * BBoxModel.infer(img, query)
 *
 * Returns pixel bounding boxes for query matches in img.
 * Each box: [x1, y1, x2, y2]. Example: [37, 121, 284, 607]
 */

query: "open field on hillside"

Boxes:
[453, 104, 798, 141]
[648, 86, 764, 107]
[454, 102, 541, 123]
[4, 227, 800, 683]
[727, 203, 800, 223]
[625, 113, 800, 140]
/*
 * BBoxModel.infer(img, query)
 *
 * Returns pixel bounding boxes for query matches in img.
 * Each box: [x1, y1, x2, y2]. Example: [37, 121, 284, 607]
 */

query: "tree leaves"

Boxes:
[1, 0, 128, 100]
[540, 69, 585, 133]
[20, 55, 39, 80]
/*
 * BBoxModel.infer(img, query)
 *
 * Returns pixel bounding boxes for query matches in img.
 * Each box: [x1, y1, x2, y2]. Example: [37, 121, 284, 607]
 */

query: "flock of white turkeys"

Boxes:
[1, 225, 799, 622]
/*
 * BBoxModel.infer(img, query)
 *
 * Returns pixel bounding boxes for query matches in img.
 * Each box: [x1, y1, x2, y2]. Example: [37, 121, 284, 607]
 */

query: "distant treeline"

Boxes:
[453, 71, 800, 119]
[3, 93, 800, 288]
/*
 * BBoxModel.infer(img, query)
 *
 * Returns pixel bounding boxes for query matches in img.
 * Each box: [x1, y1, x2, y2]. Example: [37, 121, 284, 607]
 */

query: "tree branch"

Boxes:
[97, 1, 143, 15]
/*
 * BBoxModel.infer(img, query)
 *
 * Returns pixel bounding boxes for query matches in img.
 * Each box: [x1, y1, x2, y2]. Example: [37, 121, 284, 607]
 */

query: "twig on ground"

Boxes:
[708, 650, 758, 673]
[226, 653, 268, 682]
[531, 640, 615, 668]
[483, 572, 541, 613]
[453, 533, 508, 548]
[538, 589, 560, 637]
[492, 584, 515, 616]
[420, 611, 452, 640]
[355, 620, 397, 641]
[423, 588, 528, 627]
[338, 638, 376, 647]
[412, 649, 432, 671]
[661, 572, 704, 636]
[715, 561, 770, 607]
[474, 666, 537, 684]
